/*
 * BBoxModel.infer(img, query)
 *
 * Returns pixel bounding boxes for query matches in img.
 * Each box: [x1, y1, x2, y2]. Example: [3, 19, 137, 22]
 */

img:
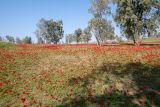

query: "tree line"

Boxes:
[0, 0, 160, 45]
[34, 0, 160, 45]
[0, 35, 32, 44]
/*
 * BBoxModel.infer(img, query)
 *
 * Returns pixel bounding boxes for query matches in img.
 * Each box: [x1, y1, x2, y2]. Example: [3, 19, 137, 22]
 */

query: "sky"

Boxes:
[0, 0, 120, 43]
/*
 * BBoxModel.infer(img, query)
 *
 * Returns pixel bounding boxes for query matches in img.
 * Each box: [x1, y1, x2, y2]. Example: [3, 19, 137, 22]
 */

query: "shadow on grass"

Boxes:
[58, 62, 160, 107]
[58, 91, 135, 107]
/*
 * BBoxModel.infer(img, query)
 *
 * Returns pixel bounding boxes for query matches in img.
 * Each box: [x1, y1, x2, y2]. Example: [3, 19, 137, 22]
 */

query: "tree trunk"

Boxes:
[95, 35, 100, 46]
[134, 32, 141, 46]
[133, 34, 136, 45]
[136, 30, 141, 46]
[134, 21, 141, 46]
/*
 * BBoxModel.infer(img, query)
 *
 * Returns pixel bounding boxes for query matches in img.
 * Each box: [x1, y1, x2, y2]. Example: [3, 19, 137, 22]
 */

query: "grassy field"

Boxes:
[126, 37, 160, 44]
[0, 42, 160, 107]
[142, 38, 160, 43]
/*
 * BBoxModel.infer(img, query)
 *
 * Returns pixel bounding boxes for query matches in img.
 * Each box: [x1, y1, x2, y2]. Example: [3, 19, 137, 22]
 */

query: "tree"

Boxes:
[16, 37, 22, 44]
[88, 18, 115, 44]
[35, 30, 44, 44]
[35, 18, 64, 44]
[65, 35, 70, 44]
[23, 36, 32, 44]
[74, 28, 82, 43]
[89, 0, 110, 18]
[156, 32, 160, 38]
[65, 34, 76, 44]
[89, 0, 113, 45]
[6, 35, 15, 43]
[82, 27, 92, 43]
[37, 37, 44, 44]
[115, 35, 124, 42]
[0, 36, 2, 41]
[113, 0, 160, 45]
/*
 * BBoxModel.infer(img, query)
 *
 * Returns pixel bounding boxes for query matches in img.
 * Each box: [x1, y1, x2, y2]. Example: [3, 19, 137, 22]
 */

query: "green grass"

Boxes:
[0, 42, 14, 48]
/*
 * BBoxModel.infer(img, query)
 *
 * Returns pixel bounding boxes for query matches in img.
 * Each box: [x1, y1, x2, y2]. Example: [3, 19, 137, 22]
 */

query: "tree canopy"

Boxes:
[113, 0, 160, 45]
[74, 28, 82, 43]
[6, 35, 15, 43]
[88, 0, 115, 45]
[23, 36, 32, 44]
[82, 27, 92, 43]
[35, 18, 64, 44]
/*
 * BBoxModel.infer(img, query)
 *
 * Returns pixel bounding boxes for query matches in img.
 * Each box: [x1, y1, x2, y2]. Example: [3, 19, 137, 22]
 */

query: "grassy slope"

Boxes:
[0, 43, 160, 107]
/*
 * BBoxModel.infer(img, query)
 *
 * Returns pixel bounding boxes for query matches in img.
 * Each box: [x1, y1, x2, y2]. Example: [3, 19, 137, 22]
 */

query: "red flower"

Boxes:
[39, 102, 42, 107]
[32, 97, 36, 104]
[0, 83, 2, 88]
[9, 89, 13, 93]
[21, 98, 26, 103]
[23, 105, 27, 107]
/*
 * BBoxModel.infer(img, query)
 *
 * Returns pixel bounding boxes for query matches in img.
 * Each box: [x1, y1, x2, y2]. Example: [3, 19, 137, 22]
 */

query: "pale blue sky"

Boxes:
[0, 0, 120, 42]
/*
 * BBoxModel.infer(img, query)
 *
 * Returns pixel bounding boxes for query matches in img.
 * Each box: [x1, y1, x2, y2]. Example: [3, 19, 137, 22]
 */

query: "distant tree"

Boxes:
[16, 37, 22, 44]
[35, 18, 64, 44]
[113, 0, 160, 45]
[88, 18, 115, 44]
[65, 35, 70, 44]
[71, 34, 76, 43]
[100, 20, 115, 41]
[74, 28, 82, 43]
[35, 30, 45, 44]
[0, 36, 2, 41]
[46, 39, 52, 44]
[82, 27, 92, 43]
[66, 34, 76, 44]
[39, 37, 44, 44]
[65, 34, 72, 44]
[38, 37, 44, 44]
[156, 32, 160, 38]
[23, 36, 32, 44]
[146, 21, 158, 38]
[115, 35, 124, 42]
[6, 35, 15, 43]
[89, 0, 112, 45]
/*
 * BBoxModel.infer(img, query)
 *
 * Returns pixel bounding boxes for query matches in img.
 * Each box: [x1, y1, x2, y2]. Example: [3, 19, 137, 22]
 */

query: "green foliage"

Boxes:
[74, 28, 82, 43]
[66, 27, 92, 44]
[16, 37, 22, 44]
[37, 37, 45, 44]
[113, 0, 160, 45]
[157, 32, 160, 38]
[88, 18, 115, 43]
[115, 35, 124, 42]
[65, 33, 76, 44]
[89, 0, 111, 18]
[35, 18, 64, 44]
[22, 36, 32, 44]
[6, 35, 15, 43]
[89, 0, 114, 45]
[0, 42, 13, 48]
[0, 36, 2, 41]
[82, 27, 92, 43]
